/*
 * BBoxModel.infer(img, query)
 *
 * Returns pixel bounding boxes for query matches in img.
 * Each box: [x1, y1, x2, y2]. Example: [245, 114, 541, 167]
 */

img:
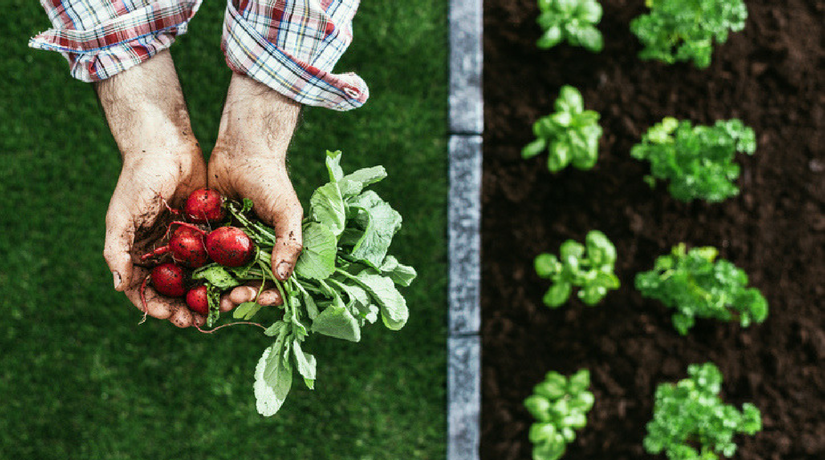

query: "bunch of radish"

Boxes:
[140, 188, 256, 316]
[136, 151, 417, 418]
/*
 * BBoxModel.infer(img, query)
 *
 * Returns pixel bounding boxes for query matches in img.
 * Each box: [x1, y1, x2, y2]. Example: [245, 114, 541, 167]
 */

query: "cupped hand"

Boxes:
[105, 148, 208, 327]
[96, 50, 208, 327]
[208, 73, 303, 310]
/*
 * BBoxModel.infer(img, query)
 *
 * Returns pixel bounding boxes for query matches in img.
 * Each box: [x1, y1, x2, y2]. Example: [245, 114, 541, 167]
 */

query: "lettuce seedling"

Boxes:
[635, 244, 768, 335]
[522, 85, 603, 173]
[536, 0, 604, 52]
[631, 117, 756, 203]
[535, 230, 619, 308]
[645, 362, 762, 460]
[630, 0, 748, 68]
[525, 369, 595, 460]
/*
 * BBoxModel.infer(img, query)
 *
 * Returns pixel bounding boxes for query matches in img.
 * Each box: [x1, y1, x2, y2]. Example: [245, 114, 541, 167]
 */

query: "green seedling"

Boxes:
[631, 117, 756, 203]
[525, 369, 595, 460]
[535, 230, 619, 308]
[523, 85, 603, 173]
[635, 243, 768, 335]
[645, 362, 762, 460]
[630, 0, 748, 68]
[536, 0, 604, 52]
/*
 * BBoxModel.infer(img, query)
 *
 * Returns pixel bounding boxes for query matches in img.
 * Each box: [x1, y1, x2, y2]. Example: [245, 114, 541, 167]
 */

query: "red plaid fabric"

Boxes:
[30, 0, 367, 111]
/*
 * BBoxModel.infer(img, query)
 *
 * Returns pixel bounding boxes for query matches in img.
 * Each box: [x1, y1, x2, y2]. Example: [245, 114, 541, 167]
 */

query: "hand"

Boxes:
[96, 50, 208, 328]
[208, 73, 302, 309]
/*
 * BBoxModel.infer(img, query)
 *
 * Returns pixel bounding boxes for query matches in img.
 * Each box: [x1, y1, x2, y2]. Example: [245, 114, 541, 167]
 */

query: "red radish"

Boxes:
[141, 225, 209, 267]
[206, 226, 255, 267]
[150, 263, 187, 297]
[185, 188, 225, 223]
[186, 285, 209, 315]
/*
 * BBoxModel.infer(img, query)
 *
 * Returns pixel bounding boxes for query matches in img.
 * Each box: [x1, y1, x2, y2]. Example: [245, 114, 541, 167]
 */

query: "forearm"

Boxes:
[216, 73, 302, 162]
[95, 50, 197, 157]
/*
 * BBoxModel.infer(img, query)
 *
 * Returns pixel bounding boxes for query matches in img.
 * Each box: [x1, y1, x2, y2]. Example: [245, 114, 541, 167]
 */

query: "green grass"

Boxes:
[0, 1, 448, 459]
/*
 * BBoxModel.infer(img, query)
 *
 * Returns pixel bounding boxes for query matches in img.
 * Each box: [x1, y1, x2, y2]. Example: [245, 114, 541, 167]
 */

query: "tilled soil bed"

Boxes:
[480, 1, 824, 459]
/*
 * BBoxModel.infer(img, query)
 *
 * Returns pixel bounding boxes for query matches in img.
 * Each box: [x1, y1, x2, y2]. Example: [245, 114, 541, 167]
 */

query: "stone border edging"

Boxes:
[447, 0, 483, 458]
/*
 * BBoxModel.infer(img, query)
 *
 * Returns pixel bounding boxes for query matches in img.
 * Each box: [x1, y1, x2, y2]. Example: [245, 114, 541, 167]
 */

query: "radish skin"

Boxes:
[185, 188, 225, 223]
[151, 263, 187, 297]
[141, 225, 209, 267]
[206, 226, 255, 267]
[186, 285, 209, 315]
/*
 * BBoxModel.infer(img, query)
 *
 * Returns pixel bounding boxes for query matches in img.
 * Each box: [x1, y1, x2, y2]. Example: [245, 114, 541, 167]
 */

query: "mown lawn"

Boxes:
[0, 1, 447, 458]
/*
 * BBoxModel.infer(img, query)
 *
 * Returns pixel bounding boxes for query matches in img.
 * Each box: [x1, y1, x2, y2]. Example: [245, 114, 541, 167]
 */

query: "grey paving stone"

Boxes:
[449, 0, 483, 135]
[448, 335, 481, 460]
[448, 135, 482, 335]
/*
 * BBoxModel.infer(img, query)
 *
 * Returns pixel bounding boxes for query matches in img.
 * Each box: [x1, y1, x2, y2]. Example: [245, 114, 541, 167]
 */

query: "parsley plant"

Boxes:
[535, 230, 619, 308]
[630, 0, 748, 68]
[525, 369, 595, 460]
[522, 85, 603, 173]
[631, 117, 756, 203]
[635, 244, 768, 335]
[536, 0, 604, 52]
[645, 362, 762, 460]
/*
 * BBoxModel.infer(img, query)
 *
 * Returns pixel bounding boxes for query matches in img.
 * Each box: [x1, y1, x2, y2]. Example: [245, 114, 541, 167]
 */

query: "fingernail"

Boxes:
[276, 262, 293, 280]
[113, 271, 122, 290]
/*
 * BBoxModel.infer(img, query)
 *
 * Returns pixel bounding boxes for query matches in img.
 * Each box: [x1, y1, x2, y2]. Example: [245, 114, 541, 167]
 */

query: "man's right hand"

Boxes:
[96, 50, 208, 328]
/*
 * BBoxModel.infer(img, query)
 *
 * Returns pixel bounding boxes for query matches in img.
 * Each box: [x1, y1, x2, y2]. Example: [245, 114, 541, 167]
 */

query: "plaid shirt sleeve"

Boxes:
[222, 0, 368, 111]
[29, 0, 202, 82]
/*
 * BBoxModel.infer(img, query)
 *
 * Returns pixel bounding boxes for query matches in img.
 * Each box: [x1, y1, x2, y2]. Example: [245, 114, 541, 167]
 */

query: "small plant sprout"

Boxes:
[522, 85, 603, 173]
[631, 117, 756, 203]
[536, 0, 604, 52]
[644, 362, 762, 460]
[524, 369, 595, 460]
[535, 230, 619, 308]
[635, 244, 768, 335]
[630, 0, 748, 68]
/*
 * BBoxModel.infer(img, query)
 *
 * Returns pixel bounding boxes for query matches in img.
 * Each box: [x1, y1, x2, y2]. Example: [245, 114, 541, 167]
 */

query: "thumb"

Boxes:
[103, 205, 135, 291]
[265, 195, 303, 281]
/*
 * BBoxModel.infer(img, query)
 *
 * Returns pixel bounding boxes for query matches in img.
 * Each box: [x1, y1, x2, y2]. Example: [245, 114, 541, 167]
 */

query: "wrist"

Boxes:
[96, 50, 196, 155]
[215, 73, 301, 160]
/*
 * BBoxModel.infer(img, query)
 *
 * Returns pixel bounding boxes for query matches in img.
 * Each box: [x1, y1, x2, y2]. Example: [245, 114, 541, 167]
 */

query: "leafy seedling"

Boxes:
[524, 369, 595, 460]
[631, 117, 756, 203]
[630, 0, 748, 68]
[536, 0, 604, 52]
[635, 243, 768, 335]
[535, 230, 619, 308]
[522, 85, 603, 173]
[645, 362, 762, 460]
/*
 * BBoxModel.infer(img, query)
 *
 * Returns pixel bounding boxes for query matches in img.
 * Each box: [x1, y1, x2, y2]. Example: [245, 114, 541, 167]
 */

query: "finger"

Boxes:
[257, 289, 283, 307]
[191, 311, 206, 328]
[219, 294, 236, 312]
[168, 307, 194, 328]
[224, 283, 282, 308]
[228, 285, 258, 305]
[103, 203, 136, 292]
[269, 197, 303, 281]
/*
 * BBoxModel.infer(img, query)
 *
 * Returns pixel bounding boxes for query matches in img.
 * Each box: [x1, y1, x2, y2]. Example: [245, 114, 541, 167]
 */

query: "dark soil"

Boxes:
[480, 1, 824, 459]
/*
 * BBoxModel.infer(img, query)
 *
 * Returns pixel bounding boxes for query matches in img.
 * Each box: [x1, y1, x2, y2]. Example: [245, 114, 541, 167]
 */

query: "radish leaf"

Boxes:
[295, 222, 337, 280]
[193, 265, 241, 291]
[310, 297, 361, 342]
[347, 191, 402, 267]
[348, 270, 408, 330]
[254, 327, 293, 416]
[292, 340, 317, 389]
[310, 182, 346, 237]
